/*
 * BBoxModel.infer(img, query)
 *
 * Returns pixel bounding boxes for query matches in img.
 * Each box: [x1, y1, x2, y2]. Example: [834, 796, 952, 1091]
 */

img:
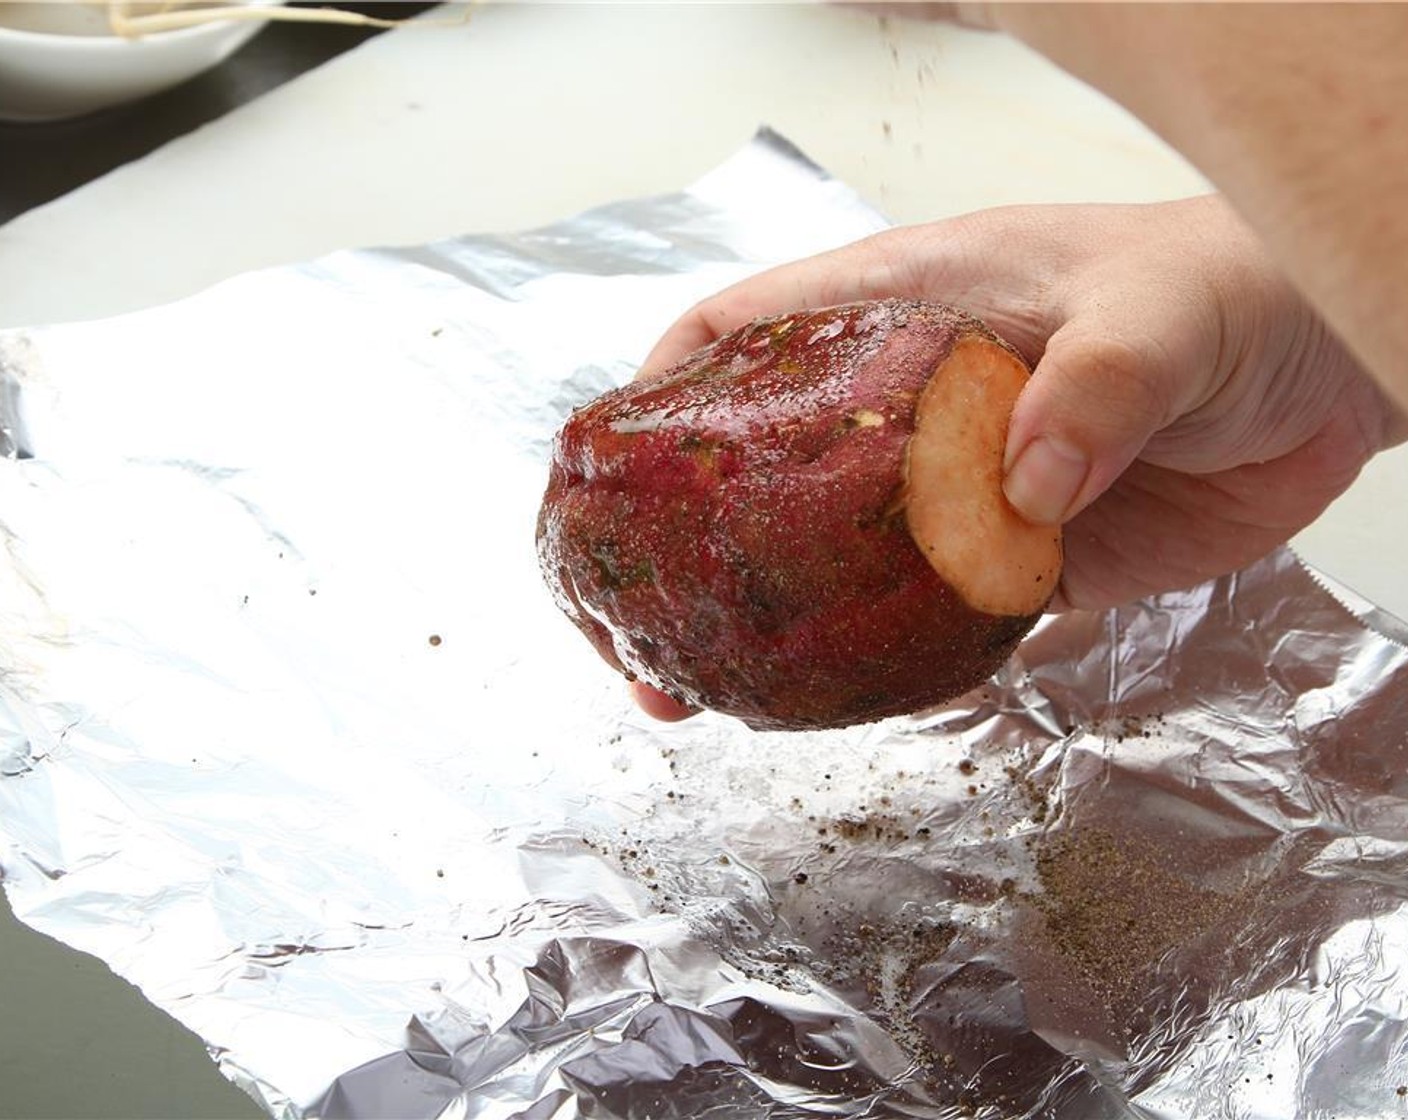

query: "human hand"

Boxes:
[632, 11, 1408, 723]
[637, 194, 1403, 617]
[849, 4, 1408, 418]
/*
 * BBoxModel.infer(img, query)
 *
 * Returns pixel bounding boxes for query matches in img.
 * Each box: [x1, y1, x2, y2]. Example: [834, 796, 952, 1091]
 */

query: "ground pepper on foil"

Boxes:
[1029, 827, 1240, 1007]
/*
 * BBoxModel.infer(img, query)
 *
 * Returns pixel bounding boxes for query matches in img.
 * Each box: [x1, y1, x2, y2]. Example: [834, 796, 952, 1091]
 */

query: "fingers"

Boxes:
[636, 218, 1063, 379]
[1003, 324, 1192, 526]
[627, 680, 699, 723]
[637, 314, 720, 382]
[636, 232, 931, 379]
[638, 212, 1204, 537]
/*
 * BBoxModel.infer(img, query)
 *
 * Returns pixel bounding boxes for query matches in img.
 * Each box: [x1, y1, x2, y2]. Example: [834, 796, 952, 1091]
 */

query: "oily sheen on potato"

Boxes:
[536, 299, 1062, 731]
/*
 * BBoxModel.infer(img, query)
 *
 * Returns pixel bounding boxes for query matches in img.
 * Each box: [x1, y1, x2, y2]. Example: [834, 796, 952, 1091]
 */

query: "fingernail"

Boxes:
[1003, 436, 1089, 525]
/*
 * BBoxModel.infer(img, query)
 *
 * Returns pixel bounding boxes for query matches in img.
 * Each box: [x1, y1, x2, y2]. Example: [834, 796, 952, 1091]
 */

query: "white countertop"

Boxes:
[4, 4, 1402, 626]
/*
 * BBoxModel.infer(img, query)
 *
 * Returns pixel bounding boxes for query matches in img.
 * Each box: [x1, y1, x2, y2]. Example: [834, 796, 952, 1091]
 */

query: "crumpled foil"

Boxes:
[3, 130, 1408, 1120]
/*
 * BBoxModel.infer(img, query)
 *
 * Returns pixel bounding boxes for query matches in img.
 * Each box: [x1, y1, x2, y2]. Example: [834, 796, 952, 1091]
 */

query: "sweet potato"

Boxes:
[536, 299, 1061, 731]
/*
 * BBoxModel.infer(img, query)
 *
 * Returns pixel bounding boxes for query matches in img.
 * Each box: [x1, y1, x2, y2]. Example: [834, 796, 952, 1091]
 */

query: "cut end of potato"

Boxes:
[905, 335, 1062, 618]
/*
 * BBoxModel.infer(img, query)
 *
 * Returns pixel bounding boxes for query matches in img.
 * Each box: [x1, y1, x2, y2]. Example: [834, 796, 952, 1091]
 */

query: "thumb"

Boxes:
[1002, 327, 1184, 526]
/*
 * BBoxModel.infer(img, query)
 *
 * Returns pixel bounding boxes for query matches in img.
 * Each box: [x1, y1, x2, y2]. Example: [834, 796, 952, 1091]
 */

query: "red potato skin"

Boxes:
[536, 299, 1043, 731]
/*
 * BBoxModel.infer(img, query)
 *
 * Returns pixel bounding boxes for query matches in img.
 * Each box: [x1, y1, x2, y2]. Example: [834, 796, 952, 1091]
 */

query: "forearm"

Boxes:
[989, 4, 1408, 414]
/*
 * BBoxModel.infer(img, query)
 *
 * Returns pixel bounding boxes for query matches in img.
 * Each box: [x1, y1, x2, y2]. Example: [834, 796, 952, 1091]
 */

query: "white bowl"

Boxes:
[0, 2, 282, 123]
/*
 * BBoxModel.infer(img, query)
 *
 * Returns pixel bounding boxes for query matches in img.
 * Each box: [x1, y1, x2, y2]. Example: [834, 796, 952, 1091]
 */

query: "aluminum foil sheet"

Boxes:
[3, 130, 1408, 1120]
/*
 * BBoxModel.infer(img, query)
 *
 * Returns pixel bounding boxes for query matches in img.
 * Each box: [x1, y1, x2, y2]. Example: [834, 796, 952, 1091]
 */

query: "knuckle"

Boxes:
[1048, 333, 1177, 430]
[831, 231, 916, 302]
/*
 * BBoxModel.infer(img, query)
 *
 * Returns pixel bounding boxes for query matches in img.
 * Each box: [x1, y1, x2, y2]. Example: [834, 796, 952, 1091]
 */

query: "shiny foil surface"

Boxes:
[3, 132, 1408, 1120]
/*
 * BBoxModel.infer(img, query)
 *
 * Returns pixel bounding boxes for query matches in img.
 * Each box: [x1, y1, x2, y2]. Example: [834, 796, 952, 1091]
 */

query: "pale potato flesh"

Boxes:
[905, 336, 1063, 618]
